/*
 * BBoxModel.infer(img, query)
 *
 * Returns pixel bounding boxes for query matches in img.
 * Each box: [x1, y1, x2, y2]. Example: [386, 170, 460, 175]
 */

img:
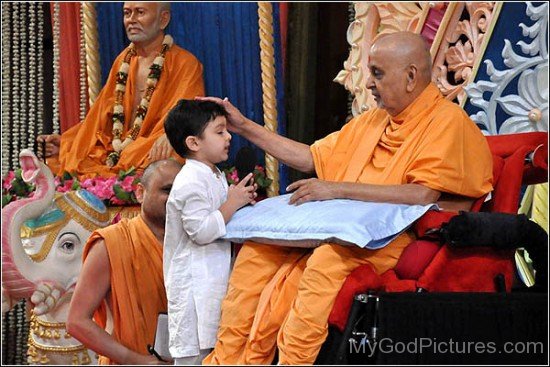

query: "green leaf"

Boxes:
[11, 180, 28, 196]
[118, 166, 136, 179]
[62, 171, 73, 180]
[113, 184, 131, 201]
[71, 180, 81, 190]
[2, 194, 14, 208]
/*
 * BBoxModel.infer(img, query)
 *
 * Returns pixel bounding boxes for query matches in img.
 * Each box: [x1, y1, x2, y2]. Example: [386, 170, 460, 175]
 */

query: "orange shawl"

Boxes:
[311, 83, 493, 197]
[58, 44, 205, 179]
[83, 216, 167, 364]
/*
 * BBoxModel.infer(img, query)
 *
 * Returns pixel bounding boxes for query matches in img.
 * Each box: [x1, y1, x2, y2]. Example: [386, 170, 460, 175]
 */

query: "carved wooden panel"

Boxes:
[432, 2, 502, 104]
[334, 1, 502, 116]
[334, 2, 429, 116]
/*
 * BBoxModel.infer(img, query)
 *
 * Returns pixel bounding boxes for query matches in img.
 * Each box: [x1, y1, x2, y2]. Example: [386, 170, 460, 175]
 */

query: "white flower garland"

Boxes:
[20, 3, 28, 151]
[37, 3, 46, 135]
[11, 3, 21, 167]
[106, 34, 173, 167]
[1, 2, 11, 176]
[52, 2, 61, 134]
[28, 3, 37, 149]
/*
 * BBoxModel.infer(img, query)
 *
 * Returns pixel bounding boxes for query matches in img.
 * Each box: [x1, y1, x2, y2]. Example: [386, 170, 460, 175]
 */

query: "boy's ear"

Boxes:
[185, 136, 200, 152]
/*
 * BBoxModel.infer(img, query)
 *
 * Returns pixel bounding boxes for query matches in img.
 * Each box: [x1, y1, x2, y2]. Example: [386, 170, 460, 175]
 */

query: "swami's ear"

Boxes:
[406, 64, 418, 93]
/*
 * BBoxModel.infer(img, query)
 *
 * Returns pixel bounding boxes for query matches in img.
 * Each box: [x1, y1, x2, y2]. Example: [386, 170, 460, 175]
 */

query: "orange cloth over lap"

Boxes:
[204, 83, 493, 365]
[56, 45, 204, 179]
[83, 216, 167, 365]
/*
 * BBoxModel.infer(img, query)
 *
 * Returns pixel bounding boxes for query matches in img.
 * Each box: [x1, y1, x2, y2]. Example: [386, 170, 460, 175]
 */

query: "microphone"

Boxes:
[235, 146, 257, 183]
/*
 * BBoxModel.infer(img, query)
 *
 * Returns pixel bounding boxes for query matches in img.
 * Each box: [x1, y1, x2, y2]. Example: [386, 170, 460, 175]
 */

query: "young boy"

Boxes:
[163, 100, 257, 365]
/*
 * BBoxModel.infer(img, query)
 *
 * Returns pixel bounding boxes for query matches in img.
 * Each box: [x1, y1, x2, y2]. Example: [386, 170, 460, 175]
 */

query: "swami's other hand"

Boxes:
[195, 96, 248, 134]
[287, 178, 338, 205]
[149, 134, 174, 162]
[36, 134, 61, 158]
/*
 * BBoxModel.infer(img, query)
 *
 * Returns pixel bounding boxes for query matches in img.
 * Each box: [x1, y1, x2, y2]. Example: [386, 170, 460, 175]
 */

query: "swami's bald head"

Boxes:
[366, 32, 433, 116]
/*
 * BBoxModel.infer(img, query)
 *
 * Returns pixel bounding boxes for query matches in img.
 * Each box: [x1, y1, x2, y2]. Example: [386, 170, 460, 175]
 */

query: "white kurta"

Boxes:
[163, 159, 231, 358]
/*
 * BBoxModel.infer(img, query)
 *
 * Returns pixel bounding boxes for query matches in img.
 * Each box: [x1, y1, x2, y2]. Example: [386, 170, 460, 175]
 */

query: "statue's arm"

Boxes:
[66, 239, 161, 365]
[36, 134, 61, 158]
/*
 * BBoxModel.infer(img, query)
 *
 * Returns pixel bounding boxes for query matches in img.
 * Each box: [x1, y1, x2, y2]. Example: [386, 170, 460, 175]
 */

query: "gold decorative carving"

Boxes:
[257, 2, 280, 196]
[82, 2, 101, 106]
[28, 311, 92, 365]
[376, 2, 428, 35]
[432, 2, 501, 104]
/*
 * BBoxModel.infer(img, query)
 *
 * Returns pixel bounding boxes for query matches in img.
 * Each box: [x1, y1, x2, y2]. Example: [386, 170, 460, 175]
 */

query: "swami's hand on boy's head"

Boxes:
[195, 96, 247, 134]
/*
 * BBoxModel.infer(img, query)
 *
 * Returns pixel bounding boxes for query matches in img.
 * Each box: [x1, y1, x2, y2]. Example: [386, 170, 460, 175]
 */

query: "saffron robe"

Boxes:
[204, 83, 493, 365]
[55, 44, 204, 179]
[83, 215, 167, 365]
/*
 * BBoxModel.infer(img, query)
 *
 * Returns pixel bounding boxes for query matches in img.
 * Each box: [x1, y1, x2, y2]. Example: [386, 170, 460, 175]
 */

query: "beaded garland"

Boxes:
[106, 34, 173, 167]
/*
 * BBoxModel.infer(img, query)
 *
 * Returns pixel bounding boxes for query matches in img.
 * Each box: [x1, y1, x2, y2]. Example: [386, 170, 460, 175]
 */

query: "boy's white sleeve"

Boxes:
[179, 181, 226, 245]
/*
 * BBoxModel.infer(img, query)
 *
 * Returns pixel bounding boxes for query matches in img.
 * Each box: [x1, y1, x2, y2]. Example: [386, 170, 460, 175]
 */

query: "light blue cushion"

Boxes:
[224, 194, 437, 249]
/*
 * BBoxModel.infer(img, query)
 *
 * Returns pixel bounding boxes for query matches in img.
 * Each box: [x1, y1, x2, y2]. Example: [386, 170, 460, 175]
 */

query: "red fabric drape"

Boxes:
[420, 3, 447, 47]
[51, 2, 87, 132]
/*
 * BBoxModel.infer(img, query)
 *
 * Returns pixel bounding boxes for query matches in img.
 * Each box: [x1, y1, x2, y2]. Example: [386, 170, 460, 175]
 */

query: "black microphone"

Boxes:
[235, 146, 257, 183]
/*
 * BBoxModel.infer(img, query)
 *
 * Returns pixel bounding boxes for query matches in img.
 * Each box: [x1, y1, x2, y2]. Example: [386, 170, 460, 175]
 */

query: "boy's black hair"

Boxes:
[164, 99, 227, 158]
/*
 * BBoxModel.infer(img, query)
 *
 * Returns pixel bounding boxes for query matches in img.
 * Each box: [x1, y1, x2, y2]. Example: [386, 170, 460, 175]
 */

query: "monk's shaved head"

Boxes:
[141, 159, 182, 188]
[138, 159, 182, 233]
[366, 31, 433, 116]
[372, 32, 432, 85]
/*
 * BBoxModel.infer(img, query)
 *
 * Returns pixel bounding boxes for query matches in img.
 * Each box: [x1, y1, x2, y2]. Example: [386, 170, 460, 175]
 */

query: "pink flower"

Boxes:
[230, 170, 239, 183]
[110, 197, 126, 206]
[81, 178, 95, 190]
[56, 179, 73, 193]
[119, 175, 135, 191]
[95, 180, 115, 200]
[2, 171, 15, 190]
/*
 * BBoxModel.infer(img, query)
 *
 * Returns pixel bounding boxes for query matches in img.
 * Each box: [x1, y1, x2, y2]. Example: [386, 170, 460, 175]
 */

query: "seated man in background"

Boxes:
[67, 159, 182, 364]
[201, 31, 494, 364]
[38, 2, 204, 179]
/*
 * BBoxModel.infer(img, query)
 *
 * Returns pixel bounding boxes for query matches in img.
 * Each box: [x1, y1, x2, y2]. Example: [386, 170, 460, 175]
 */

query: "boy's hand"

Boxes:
[220, 173, 257, 223]
[228, 173, 257, 207]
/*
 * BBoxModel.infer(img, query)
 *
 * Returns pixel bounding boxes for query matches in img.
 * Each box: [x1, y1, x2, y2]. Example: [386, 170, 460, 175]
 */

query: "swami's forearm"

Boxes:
[240, 118, 315, 173]
[335, 182, 441, 206]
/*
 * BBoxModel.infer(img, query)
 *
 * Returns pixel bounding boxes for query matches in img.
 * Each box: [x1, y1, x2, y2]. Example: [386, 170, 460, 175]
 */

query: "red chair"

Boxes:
[318, 132, 548, 364]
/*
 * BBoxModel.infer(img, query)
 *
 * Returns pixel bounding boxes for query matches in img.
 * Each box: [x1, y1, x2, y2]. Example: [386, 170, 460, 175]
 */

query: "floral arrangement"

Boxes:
[223, 165, 272, 193]
[2, 169, 36, 208]
[2, 164, 273, 209]
[2, 167, 141, 209]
